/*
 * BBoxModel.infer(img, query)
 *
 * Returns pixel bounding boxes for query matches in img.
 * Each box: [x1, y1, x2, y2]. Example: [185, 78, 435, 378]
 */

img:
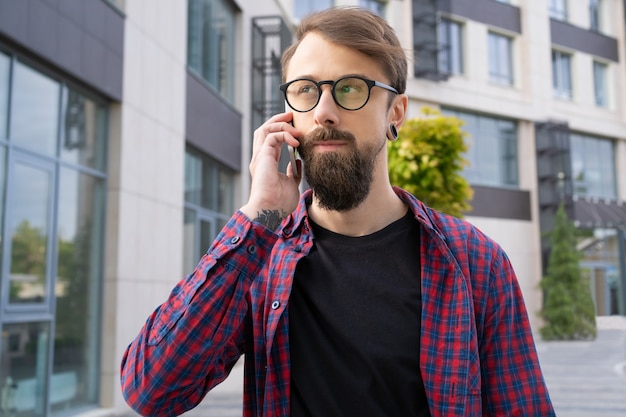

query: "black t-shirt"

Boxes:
[289, 211, 431, 417]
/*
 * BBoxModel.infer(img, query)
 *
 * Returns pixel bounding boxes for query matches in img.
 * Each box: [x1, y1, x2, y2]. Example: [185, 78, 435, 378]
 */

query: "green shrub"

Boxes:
[388, 107, 472, 218]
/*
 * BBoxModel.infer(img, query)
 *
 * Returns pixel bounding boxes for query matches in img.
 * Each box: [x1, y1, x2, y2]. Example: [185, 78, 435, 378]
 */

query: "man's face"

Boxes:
[285, 33, 399, 211]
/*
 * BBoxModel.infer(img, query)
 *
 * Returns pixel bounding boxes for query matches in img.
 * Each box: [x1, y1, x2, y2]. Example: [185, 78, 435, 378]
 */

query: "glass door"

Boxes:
[1, 152, 56, 416]
[4, 155, 55, 308]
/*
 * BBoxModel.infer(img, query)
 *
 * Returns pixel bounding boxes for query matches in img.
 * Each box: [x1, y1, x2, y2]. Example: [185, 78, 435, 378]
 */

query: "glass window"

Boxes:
[1, 54, 108, 415]
[359, 0, 385, 16]
[183, 147, 235, 274]
[570, 133, 616, 199]
[295, 0, 333, 19]
[442, 109, 518, 187]
[579, 228, 623, 316]
[438, 18, 463, 76]
[53, 168, 105, 412]
[185, 147, 234, 215]
[8, 160, 53, 305]
[549, 0, 567, 20]
[589, 0, 603, 32]
[187, 0, 237, 103]
[0, 322, 50, 416]
[488, 32, 513, 85]
[552, 50, 572, 100]
[0, 52, 9, 139]
[11, 61, 60, 156]
[593, 61, 608, 107]
[60, 89, 108, 170]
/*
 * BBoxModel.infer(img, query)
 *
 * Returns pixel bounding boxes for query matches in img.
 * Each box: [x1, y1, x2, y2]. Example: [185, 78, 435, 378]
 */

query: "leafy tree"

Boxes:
[9, 220, 47, 301]
[388, 107, 472, 218]
[540, 203, 597, 340]
[10, 220, 46, 276]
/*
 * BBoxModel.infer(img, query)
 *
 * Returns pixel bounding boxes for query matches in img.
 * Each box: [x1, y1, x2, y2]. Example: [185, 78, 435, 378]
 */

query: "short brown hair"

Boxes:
[281, 7, 408, 94]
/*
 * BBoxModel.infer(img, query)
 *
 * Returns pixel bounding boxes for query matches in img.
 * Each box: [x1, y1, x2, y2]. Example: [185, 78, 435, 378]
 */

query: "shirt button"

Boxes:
[247, 245, 257, 254]
[230, 236, 240, 244]
[271, 300, 280, 310]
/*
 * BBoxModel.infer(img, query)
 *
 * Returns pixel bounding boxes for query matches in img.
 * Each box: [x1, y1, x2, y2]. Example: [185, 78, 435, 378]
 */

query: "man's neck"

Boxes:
[308, 182, 407, 237]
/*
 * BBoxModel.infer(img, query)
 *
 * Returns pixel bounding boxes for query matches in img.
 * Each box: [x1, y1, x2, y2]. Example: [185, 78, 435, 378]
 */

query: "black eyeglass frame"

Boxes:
[279, 75, 399, 112]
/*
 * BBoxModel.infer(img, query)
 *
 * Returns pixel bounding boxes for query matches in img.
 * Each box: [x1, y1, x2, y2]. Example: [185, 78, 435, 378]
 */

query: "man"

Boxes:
[121, 7, 555, 417]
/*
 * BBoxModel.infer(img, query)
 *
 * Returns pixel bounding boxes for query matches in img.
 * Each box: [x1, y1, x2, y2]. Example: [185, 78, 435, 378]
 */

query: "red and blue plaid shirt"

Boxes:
[121, 187, 555, 416]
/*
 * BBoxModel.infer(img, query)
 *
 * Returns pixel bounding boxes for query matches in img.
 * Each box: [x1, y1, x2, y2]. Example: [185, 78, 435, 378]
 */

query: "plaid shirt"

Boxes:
[121, 187, 555, 416]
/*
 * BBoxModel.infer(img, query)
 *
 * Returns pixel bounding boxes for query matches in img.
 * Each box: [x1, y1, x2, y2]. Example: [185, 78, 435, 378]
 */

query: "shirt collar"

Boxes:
[284, 187, 439, 238]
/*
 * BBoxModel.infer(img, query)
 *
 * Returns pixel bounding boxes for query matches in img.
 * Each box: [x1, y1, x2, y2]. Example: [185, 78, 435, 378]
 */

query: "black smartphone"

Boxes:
[285, 106, 300, 177]
[288, 145, 299, 177]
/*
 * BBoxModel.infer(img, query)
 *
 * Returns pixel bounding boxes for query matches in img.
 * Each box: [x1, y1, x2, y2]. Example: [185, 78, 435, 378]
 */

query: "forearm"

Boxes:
[120, 211, 277, 416]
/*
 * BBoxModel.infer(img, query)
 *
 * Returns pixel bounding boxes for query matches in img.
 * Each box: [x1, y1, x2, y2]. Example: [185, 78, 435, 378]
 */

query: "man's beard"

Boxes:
[298, 126, 382, 212]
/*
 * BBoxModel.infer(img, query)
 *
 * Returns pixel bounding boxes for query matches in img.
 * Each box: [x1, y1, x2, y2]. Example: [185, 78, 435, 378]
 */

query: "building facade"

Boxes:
[0, 0, 624, 415]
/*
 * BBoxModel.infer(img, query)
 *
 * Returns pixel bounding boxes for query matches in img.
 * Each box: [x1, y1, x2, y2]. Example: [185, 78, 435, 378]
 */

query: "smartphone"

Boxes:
[285, 102, 300, 177]
[288, 145, 299, 177]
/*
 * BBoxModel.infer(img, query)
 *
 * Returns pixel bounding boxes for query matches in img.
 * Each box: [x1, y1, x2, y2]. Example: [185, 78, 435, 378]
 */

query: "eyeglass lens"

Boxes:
[284, 77, 371, 112]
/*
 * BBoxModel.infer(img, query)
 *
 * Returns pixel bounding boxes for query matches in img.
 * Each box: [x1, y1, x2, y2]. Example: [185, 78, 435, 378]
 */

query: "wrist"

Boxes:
[240, 204, 288, 231]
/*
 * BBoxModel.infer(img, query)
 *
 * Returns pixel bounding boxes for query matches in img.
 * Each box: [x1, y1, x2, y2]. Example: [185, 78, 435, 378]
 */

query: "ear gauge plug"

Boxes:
[387, 124, 399, 141]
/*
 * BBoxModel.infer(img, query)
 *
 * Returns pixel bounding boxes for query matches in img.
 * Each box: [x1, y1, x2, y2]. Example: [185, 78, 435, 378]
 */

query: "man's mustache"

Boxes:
[302, 126, 356, 144]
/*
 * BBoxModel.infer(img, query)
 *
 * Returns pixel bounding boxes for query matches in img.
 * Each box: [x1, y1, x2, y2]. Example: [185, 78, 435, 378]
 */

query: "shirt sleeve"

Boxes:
[478, 249, 555, 416]
[120, 210, 277, 417]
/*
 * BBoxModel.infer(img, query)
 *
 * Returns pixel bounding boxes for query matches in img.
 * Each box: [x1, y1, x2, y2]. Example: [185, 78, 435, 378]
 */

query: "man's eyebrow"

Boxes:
[285, 74, 315, 81]
[287, 73, 372, 81]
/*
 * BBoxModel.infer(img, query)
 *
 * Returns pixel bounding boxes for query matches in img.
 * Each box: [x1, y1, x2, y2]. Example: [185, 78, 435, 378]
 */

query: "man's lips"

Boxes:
[311, 140, 348, 151]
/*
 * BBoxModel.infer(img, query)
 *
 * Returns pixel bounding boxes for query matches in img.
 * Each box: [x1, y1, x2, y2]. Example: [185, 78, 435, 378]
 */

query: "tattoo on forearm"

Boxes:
[253, 209, 286, 231]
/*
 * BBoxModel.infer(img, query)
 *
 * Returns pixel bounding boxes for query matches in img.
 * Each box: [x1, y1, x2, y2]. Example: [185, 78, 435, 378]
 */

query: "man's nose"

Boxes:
[313, 86, 340, 126]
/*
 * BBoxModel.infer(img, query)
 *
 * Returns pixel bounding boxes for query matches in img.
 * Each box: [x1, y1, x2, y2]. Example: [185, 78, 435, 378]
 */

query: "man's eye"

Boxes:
[297, 84, 317, 94]
[337, 80, 364, 94]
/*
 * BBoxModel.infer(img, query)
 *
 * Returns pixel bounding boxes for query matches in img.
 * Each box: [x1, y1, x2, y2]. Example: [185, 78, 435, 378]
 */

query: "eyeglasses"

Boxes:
[279, 76, 399, 113]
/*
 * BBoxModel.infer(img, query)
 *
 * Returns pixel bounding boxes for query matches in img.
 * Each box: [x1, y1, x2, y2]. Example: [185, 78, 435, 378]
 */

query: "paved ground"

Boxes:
[123, 317, 626, 416]
[535, 316, 626, 417]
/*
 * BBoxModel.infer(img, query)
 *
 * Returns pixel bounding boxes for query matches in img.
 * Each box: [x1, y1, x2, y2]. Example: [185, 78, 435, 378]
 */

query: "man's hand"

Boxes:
[240, 112, 302, 230]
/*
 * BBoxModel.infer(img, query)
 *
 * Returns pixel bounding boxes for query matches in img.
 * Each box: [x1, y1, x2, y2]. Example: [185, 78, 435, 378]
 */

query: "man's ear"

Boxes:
[389, 93, 408, 130]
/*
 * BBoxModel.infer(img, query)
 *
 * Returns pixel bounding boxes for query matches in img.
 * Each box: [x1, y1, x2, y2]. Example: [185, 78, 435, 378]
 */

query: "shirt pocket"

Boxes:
[147, 255, 216, 346]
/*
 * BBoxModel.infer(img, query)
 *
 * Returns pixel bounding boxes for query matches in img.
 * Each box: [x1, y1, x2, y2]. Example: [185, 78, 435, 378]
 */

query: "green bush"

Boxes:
[388, 107, 472, 218]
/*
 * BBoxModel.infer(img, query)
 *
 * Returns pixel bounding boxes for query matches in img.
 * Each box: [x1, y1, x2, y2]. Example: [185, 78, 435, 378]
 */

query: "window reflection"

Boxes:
[184, 147, 234, 215]
[9, 162, 52, 304]
[187, 0, 237, 102]
[570, 133, 616, 199]
[11, 61, 60, 156]
[488, 32, 513, 85]
[552, 50, 572, 100]
[593, 61, 608, 107]
[0, 322, 50, 417]
[442, 109, 518, 187]
[60, 89, 108, 170]
[52, 168, 105, 411]
[438, 19, 464, 76]
[579, 228, 623, 315]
